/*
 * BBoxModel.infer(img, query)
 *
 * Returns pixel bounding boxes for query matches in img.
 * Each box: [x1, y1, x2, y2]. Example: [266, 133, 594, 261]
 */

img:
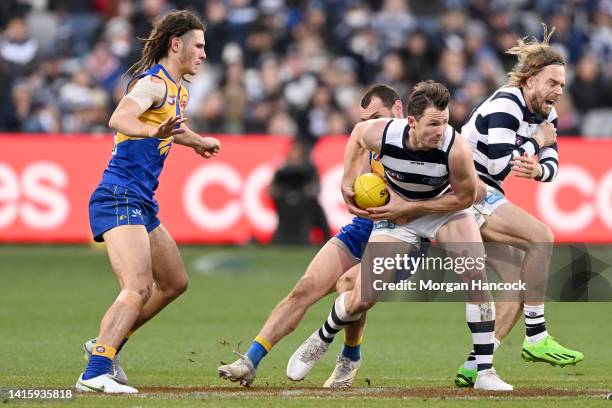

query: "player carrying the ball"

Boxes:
[217, 85, 406, 387]
[287, 80, 513, 391]
[76, 10, 220, 394]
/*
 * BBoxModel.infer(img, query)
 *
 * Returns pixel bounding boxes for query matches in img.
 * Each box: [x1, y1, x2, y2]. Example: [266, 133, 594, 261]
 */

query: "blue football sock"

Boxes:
[82, 355, 113, 380]
[245, 340, 268, 368]
[341, 343, 361, 362]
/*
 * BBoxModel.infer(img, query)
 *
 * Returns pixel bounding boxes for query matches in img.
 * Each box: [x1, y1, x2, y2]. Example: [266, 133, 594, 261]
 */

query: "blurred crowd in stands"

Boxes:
[1, 0, 612, 141]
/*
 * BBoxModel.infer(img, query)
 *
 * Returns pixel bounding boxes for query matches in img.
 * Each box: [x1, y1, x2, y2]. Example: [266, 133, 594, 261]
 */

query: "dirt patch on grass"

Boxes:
[139, 386, 607, 399]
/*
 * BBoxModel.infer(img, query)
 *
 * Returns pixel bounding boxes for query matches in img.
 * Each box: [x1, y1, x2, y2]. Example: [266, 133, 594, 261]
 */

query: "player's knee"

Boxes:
[122, 280, 153, 307]
[336, 274, 355, 293]
[346, 300, 373, 315]
[530, 221, 554, 245]
[133, 280, 154, 304]
[541, 224, 554, 244]
[168, 274, 189, 299]
[344, 292, 372, 315]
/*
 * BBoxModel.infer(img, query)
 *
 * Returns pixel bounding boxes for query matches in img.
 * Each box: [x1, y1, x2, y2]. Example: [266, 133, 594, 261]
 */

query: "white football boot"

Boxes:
[75, 373, 138, 393]
[474, 368, 513, 391]
[83, 338, 128, 385]
[323, 356, 361, 388]
[287, 331, 330, 381]
[218, 353, 257, 387]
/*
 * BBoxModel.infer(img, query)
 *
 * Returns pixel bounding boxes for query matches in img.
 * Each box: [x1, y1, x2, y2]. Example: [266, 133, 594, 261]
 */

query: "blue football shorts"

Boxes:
[335, 216, 373, 259]
[335, 216, 431, 265]
[89, 183, 160, 242]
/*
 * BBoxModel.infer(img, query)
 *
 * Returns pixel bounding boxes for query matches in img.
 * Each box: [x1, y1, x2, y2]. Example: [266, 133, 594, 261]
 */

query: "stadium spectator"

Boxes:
[0, 0, 611, 136]
[569, 53, 612, 114]
[0, 16, 39, 77]
[59, 69, 109, 133]
[590, 0, 612, 78]
[371, 0, 416, 51]
[270, 140, 329, 245]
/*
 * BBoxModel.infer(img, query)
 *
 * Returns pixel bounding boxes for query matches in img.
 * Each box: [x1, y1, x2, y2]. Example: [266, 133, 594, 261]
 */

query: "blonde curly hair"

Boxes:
[506, 24, 565, 87]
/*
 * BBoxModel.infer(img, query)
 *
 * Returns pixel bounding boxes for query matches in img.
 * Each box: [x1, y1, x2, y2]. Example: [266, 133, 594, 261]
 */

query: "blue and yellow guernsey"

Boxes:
[370, 153, 384, 177]
[101, 64, 189, 203]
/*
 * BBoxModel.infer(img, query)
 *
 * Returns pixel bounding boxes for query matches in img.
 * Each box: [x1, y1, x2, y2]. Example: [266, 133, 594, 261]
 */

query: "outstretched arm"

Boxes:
[175, 124, 221, 159]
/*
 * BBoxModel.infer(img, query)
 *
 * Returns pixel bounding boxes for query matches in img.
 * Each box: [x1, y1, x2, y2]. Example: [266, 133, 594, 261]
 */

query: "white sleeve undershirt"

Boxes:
[124, 76, 167, 113]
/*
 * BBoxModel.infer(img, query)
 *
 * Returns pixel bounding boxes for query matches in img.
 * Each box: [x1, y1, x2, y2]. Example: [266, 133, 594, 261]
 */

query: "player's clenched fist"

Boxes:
[195, 137, 221, 159]
[532, 122, 557, 148]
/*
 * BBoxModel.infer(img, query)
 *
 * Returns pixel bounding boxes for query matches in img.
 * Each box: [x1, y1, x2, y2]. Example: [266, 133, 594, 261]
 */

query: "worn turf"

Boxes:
[0, 245, 610, 407]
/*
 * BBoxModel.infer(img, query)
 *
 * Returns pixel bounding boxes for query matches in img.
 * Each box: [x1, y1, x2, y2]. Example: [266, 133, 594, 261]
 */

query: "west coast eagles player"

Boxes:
[76, 10, 220, 393]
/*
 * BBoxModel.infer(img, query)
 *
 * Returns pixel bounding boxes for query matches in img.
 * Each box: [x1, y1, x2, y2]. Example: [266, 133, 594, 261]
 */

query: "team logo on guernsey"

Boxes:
[167, 95, 177, 105]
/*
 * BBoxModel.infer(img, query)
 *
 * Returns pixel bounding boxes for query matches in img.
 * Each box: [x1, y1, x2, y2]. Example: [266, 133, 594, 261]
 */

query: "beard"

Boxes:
[529, 91, 554, 116]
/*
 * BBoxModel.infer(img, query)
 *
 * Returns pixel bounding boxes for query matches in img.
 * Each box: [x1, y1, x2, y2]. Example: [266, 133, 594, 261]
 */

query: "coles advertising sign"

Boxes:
[1, 135, 611, 243]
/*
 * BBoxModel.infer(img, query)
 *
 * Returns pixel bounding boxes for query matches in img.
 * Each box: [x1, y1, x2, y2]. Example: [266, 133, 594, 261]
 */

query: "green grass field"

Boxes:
[0, 245, 610, 407]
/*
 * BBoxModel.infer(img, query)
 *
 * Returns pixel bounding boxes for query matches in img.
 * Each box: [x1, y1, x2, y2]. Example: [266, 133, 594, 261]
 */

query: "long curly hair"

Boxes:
[126, 10, 205, 79]
[506, 24, 565, 87]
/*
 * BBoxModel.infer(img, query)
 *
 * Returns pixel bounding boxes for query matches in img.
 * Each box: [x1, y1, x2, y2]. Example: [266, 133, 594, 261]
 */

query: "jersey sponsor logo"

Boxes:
[95, 346, 106, 353]
[167, 95, 177, 105]
[373, 221, 395, 230]
[386, 170, 403, 180]
[485, 193, 503, 204]
[423, 176, 447, 185]
[131, 209, 142, 217]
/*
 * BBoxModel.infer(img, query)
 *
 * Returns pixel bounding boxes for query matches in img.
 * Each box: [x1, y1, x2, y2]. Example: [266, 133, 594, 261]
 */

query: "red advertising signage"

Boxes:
[1, 135, 610, 243]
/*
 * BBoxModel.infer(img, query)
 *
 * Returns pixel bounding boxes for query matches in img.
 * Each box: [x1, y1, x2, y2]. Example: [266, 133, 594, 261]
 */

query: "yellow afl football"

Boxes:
[353, 173, 389, 209]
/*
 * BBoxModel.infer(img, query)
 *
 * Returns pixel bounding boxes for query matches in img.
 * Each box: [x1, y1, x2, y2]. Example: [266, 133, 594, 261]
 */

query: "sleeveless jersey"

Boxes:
[101, 64, 189, 202]
[378, 119, 456, 200]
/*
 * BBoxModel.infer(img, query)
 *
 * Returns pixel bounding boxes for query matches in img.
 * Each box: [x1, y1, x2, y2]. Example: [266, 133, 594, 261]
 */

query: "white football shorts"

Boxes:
[469, 185, 508, 227]
[370, 209, 471, 244]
